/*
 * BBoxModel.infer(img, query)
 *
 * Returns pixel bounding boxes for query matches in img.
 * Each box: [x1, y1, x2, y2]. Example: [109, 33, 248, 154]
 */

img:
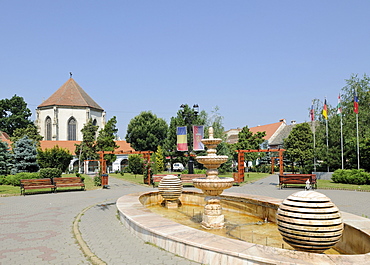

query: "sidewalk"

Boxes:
[0, 175, 369, 264]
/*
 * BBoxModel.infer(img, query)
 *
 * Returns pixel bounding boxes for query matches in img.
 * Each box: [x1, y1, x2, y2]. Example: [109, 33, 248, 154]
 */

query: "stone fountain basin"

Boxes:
[192, 177, 234, 196]
[116, 191, 370, 265]
[195, 155, 228, 166]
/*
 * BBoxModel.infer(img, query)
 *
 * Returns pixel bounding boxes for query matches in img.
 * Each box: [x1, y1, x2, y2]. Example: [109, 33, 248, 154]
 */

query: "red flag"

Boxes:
[354, 90, 359, 114]
[193, 125, 204, 151]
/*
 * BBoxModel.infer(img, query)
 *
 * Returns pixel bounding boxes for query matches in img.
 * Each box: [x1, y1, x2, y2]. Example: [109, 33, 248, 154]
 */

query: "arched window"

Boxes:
[92, 119, 97, 126]
[45, 116, 52, 140]
[68, 117, 77, 141]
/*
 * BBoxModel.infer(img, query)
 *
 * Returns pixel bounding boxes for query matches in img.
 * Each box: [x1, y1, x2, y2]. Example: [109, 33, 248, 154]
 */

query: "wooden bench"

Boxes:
[53, 177, 85, 192]
[279, 174, 317, 189]
[20, 179, 55, 195]
[180, 174, 206, 185]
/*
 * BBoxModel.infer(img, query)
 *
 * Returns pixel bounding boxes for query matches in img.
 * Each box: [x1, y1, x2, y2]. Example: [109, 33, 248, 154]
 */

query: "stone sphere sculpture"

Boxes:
[158, 175, 183, 208]
[277, 191, 343, 253]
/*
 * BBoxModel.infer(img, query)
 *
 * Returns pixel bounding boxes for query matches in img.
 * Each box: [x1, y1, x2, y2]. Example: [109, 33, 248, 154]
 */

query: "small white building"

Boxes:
[35, 77, 106, 141]
[36, 77, 134, 174]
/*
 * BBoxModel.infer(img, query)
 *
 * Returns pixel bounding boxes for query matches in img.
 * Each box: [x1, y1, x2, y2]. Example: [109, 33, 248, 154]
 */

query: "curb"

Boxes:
[73, 203, 107, 265]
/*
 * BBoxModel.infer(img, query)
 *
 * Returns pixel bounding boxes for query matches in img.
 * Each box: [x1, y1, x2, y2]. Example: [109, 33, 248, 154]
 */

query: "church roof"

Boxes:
[38, 78, 104, 111]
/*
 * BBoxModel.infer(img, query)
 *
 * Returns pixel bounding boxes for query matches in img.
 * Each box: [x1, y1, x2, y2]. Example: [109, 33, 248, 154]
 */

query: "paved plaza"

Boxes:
[0, 175, 369, 265]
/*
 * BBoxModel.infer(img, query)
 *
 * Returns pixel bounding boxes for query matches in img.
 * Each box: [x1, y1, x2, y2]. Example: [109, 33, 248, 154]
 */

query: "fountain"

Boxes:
[116, 128, 370, 264]
[192, 127, 234, 229]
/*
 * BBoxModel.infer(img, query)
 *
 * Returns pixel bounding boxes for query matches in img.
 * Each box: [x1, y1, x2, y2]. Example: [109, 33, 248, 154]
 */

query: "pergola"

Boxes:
[235, 149, 285, 182]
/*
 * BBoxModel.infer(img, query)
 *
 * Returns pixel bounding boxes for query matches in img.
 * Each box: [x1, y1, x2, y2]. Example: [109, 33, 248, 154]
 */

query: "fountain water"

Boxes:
[192, 127, 234, 229]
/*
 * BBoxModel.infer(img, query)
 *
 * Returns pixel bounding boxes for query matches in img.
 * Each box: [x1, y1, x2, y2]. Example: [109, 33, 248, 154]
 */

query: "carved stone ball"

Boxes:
[158, 175, 183, 201]
[277, 191, 343, 253]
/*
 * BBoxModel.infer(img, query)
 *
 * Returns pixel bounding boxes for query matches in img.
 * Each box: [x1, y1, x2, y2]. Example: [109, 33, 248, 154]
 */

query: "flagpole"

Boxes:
[356, 112, 360, 169]
[326, 117, 329, 172]
[354, 87, 360, 170]
[340, 113, 344, 169]
[310, 100, 316, 172]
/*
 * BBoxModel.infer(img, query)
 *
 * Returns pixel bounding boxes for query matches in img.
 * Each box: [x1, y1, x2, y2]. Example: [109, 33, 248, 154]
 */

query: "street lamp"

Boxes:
[180, 104, 199, 174]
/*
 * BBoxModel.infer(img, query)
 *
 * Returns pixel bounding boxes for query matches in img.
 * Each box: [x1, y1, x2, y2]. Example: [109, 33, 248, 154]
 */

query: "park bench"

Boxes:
[20, 179, 55, 195]
[53, 177, 85, 192]
[279, 174, 317, 189]
[180, 174, 206, 185]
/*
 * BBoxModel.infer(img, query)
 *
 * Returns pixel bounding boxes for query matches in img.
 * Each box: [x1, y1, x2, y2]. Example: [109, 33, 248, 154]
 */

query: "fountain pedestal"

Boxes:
[193, 127, 234, 229]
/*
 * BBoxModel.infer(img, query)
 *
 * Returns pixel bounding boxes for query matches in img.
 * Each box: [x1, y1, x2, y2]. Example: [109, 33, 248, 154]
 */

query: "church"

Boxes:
[36, 77, 133, 173]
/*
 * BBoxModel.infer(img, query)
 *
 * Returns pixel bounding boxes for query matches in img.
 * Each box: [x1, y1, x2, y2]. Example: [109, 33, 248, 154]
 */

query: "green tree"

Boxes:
[0, 95, 33, 136]
[96, 116, 119, 164]
[284, 123, 313, 173]
[232, 126, 266, 162]
[75, 119, 99, 163]
[12, 136, 39, 174]
[126, 154, 144, 176]
[155, 145, 165, 172]
[37, 146, 73, 172]
[0, 140, 12, 175]
[126, 111, 168, 152]
[11, 124, 43, 147]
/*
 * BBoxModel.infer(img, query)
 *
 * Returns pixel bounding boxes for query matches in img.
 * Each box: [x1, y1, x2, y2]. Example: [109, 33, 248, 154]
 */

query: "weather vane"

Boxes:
[69, 72, 73, 78]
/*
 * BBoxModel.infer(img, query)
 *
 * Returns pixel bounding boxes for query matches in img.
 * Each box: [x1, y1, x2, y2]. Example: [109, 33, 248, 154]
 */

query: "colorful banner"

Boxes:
[176, 126, 188, 151]
[193, 125, 204, 151]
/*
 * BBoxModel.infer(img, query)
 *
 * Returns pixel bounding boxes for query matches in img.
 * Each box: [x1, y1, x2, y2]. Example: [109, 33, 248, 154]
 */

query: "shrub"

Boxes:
[8, 172, 40, 186]
[39, 168, 62, 179]
[94, 175, 101, 186]
[332, 169, 370, 185]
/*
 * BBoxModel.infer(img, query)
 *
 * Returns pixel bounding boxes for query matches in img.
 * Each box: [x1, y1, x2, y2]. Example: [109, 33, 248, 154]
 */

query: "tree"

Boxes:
[155, 145, 165, 172]
[126, 154, 144, 176]
[11, 124, 43, 147]
[0, 140, 12, 175]
[126, 111, 168, 152]
[96, 116, 119, 164]
[284, 123, 313, 173]
[12, 136, 39, 174]
[0, 95, 33, 136]
[75, 119, 99, 163]
[37, 146, 73, 172]
[232, 126, 266, 162]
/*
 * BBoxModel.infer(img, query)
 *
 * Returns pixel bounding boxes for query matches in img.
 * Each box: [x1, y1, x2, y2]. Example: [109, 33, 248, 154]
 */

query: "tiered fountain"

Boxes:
[192, 127, 234, 229]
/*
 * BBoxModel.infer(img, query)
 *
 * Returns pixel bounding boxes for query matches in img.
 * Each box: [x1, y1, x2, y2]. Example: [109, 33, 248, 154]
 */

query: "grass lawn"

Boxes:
[317, 179, 370, 191]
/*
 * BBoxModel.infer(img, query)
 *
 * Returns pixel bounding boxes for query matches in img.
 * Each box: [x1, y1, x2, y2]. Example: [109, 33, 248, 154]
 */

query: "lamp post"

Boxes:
[180, 104, 199, 174]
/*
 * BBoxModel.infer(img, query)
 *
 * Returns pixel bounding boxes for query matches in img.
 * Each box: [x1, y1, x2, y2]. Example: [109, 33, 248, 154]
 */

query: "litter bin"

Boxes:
[101, 174, 108, 188]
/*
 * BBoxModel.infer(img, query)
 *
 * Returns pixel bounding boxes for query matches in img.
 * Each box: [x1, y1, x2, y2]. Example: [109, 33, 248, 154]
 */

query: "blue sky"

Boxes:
[1, 1, 370, 138]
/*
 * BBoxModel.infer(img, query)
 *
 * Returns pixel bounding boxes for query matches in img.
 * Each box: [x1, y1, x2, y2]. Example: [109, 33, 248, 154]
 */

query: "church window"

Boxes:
[68, 117, 77, 141]
[45, 117, 52, 140]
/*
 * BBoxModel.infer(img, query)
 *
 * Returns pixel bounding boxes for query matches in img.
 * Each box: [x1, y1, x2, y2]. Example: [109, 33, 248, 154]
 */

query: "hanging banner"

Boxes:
[176, 126, 188, 151]
[193, 125, 204, 151]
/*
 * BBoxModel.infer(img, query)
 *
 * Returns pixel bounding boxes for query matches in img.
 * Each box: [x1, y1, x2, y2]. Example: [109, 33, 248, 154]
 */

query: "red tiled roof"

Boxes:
[39, 140, 134, 155]
[249, 121, 284, 140]
[38, 78, 103, 110]
[0, 131, 12, 149]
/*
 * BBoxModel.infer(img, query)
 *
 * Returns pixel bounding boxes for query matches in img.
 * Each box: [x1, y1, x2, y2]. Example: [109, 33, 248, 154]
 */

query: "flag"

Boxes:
[337, 94, 342, 116]
[176, 126, 188, 151]
[193, 125, 204, 151]
[354, 90, 359, 114]
[322, 99, 328, 120]
[310, 101, 315, 121]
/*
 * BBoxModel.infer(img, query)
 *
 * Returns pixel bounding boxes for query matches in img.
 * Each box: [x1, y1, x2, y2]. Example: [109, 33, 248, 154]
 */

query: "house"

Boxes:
[225, 119, 294, 148]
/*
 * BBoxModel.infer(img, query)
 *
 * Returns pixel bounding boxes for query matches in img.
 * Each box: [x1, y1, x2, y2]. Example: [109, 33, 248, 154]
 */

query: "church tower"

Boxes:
[36, 78, 106, 141]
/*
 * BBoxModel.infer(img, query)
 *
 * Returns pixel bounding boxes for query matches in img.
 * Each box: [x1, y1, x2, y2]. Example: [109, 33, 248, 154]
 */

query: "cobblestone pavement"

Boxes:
[0, 175, 369, 265]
